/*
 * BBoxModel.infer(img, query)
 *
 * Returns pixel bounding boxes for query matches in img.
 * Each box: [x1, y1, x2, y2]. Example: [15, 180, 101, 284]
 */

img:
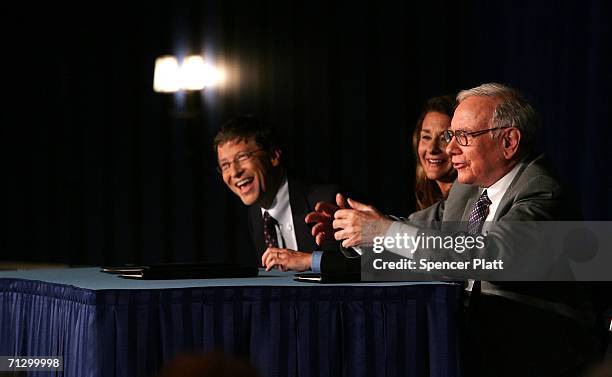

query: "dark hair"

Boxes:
[213, 115, 280, 153]
[412, 95, 457, 210]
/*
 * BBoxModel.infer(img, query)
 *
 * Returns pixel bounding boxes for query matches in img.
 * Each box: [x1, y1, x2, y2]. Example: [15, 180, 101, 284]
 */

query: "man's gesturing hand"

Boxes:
[305, 193, 349, 246]
[333, 198, 392, 248]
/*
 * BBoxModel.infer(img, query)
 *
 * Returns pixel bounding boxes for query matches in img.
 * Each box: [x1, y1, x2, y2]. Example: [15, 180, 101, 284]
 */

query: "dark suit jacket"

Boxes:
[247, 176, 340, 259]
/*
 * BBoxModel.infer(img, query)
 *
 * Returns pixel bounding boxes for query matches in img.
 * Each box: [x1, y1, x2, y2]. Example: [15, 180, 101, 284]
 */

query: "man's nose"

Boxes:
[445, 136, 460, 156]
[231, 161, 244, 177]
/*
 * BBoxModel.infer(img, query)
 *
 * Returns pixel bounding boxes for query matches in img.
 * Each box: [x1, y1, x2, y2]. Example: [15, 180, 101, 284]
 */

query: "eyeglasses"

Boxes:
[442, 126, 513, 146]
[217, 149, 265, 173]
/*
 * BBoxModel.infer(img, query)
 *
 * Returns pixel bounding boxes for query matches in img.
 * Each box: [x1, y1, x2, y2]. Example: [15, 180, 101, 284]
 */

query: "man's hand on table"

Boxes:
[261, 247, 312, 272]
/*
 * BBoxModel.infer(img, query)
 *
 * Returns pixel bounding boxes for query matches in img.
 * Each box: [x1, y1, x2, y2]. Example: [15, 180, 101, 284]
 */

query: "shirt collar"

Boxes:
[482, 162, 522, 205]
[261, 174, 289, 221]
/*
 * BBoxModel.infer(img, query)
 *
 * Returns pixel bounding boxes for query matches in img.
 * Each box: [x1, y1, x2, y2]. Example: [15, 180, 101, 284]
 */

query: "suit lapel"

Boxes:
[248, 205, 266, 257]
[492, 155, 534, 220]
[462, 195, 479, 221]
[444, 183, 480, 221]
[287, 178, 317, 251]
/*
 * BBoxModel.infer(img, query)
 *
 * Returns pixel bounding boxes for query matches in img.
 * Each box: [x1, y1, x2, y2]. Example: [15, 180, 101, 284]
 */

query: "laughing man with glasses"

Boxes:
[214, 115, 342, 269]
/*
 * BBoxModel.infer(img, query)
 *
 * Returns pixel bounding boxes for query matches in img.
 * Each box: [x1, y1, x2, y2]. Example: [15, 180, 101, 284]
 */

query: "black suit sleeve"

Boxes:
[320, 250, 361, 274]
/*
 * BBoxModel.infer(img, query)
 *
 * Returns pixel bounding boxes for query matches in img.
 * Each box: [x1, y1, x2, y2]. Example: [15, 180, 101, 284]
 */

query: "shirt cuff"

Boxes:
[352, 246, 364, 255]
[384, 221, 419, 258]
[311, 251, 323, 273]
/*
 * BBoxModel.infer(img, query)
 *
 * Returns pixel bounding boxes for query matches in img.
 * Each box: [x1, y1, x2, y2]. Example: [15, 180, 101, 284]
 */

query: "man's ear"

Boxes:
[269, 147, 282, 167]
[502, 128, 521, 160]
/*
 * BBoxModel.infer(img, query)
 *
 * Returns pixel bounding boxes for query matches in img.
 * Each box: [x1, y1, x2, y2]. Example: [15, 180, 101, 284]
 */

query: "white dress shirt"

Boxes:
[260, 175, 298, 250]
[481, 162, 522, 232]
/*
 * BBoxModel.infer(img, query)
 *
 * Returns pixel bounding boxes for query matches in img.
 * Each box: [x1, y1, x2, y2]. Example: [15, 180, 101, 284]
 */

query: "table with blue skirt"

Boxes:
[0, 267, 464, 377]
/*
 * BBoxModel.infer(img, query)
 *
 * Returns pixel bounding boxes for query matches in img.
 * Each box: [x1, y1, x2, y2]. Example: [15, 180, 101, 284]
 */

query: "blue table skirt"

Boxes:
[0, 268, 464, 377]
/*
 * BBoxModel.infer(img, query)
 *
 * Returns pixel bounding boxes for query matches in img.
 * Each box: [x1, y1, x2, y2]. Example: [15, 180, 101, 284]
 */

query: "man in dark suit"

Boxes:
[265, 83, 603, 375]
[214, 115, 339, 268]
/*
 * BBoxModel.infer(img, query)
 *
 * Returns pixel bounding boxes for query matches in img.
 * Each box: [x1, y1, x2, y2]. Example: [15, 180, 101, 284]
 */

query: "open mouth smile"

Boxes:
[426, 158, 447, 165]
[236, 177, 255, 194]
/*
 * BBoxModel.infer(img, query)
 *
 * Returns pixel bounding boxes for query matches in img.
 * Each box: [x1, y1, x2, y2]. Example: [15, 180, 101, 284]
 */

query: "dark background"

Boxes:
[3, 0, 611, 266]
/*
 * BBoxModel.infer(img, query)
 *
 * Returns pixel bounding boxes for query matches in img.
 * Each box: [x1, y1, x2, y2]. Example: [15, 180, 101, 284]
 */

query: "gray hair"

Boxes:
[457, 83, 538, 149]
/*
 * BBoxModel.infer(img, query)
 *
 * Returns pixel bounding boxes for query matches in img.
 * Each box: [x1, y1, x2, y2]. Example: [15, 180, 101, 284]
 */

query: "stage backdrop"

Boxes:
[3, 0, 611, 266]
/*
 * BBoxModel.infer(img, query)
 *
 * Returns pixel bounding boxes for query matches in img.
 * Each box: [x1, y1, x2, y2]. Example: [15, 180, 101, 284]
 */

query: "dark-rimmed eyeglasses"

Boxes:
[442, 126, 513, 146]
[217, 149, 265, 173]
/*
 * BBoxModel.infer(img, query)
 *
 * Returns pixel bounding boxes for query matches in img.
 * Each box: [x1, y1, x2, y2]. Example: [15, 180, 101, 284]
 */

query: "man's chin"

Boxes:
[238, 193, 260, 206]
[240, 197, 257, 206]
[456, 174, 475, 185]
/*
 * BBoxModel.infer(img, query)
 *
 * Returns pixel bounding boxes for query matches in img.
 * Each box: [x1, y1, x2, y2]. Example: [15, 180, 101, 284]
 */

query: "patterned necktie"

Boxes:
[467, 190, 492, 235]
[263, 211, 279, 248]
[467, 190, 492, 303]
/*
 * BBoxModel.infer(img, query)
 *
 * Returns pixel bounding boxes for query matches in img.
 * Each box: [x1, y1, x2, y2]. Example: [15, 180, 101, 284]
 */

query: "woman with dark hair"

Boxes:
[412, 95, 457, 210]
[260, 94, 458, 272]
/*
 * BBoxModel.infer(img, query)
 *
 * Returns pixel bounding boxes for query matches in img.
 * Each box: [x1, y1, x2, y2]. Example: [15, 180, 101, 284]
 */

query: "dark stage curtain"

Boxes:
[3, 0, 611, 266]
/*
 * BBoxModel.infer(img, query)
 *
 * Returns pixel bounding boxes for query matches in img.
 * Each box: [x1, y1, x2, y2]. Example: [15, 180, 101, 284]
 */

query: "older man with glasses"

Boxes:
[266, 83, 603, 376]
